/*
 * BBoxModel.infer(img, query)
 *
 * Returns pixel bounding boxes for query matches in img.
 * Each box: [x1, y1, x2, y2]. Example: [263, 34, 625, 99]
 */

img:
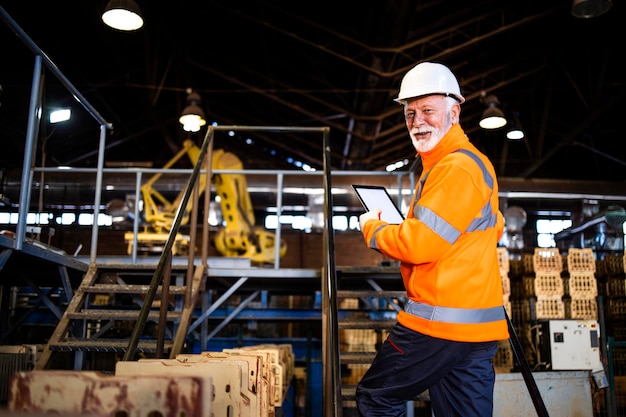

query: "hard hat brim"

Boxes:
[394, 92, 465, 105]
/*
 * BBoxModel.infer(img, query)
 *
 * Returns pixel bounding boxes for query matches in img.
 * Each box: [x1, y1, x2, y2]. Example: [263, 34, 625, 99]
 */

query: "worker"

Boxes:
[355, 61, 510, 416]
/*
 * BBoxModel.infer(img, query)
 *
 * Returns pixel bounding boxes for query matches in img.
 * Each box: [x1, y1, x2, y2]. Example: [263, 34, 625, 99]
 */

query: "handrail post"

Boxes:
[321, 127, 341, 417]
[15, 55, 43, 251]
[274, 173, 284, 269]
[88, 124, 108, 265]
[201, 137, 214, 266]
[131, 171, 143, 263]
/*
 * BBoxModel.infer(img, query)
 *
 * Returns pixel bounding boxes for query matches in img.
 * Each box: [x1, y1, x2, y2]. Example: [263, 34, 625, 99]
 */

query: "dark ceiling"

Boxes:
[0, 0, 625, 184]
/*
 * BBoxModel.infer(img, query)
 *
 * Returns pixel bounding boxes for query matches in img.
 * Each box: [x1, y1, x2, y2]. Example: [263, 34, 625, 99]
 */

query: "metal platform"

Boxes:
[0, 233, 88, 272]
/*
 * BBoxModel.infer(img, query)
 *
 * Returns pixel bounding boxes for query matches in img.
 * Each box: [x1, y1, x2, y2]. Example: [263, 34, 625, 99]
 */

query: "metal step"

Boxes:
[340, 351, 376, 364]
[35, 263, 203, 370]
[341, 385, 430, 402]
[337, 290, 406, 299]
[49, 338, 173, 353]
[82, 284, 187, 294]
[341, 384, 358, 401]
[66, 310, 183, 320]
[338, 319, 396, 329]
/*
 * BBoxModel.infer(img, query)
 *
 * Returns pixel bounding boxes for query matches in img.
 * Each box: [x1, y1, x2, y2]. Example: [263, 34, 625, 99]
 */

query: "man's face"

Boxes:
[403, 95, 459, 153]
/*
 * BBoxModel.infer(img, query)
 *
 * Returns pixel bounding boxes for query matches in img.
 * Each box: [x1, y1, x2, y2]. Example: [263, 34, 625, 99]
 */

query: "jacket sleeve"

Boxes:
[361, 156, 493, 264]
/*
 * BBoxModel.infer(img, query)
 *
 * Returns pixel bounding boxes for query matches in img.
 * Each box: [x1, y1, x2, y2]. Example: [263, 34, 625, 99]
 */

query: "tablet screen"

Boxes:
[352, 185, 405, 224]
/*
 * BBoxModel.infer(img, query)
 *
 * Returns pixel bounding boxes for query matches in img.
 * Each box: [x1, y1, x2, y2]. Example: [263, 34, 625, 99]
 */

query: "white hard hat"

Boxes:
[394, 62, 465, 104]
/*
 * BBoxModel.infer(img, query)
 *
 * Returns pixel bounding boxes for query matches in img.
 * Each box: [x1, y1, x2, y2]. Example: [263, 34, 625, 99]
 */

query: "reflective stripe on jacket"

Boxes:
[360, 123, 509, 342]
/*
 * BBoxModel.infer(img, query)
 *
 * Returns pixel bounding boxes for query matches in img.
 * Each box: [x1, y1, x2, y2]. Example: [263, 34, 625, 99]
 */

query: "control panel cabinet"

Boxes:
[539, 319, 603, 371]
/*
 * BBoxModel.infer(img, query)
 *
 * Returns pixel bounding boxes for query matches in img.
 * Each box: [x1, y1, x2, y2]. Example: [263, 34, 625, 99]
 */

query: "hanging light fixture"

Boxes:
[571, 0, 612, 18]
[506, 126, 525, 140]
[102, 0, 144, 31]
[479, 94, 507, 130]
[506, 111, 525, 140]
[179, 92, 207, 133]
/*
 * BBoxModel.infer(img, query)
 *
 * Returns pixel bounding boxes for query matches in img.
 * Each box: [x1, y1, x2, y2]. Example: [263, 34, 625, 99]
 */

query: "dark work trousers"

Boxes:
[355, 323, 499, 417]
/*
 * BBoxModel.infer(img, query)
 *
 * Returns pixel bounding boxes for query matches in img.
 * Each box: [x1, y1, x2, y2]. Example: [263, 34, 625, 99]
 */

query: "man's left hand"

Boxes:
[359, 208, 382, 231]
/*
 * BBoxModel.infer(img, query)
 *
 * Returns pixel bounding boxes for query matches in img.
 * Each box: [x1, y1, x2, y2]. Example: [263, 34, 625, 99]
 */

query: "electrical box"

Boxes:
[539, 319, 603, 371]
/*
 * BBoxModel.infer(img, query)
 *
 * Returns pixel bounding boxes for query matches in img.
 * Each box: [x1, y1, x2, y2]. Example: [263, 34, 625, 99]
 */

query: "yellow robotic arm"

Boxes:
[137, 139, 286, 264]
[208, 147, 287, 264]
[141, 139, 200, 232]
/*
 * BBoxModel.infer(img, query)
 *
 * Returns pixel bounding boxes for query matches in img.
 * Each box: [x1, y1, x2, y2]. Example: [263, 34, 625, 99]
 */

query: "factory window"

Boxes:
[265, 214, 313, 231]
[59, 213, 76, 225]
[349, 215, 359, 230]
[264, 214, 355, 232]
[77, 213, 113, 226]
[536, 219, 572, 248]
[332, 216, 349, 231]
[0, 212, 52, 225]
[290, 216, 313, 231]
[0, 211, 115, 226]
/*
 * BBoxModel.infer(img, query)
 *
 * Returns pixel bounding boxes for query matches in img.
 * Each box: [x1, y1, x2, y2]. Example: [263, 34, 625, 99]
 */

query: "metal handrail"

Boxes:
[0, 5, 113, 265]
[321, 127, 342, 417]
[27, 165, 410, 265]
[0, 7, 112, 127]
[122, 124, 214, 361]
[115, 124, 352, 397]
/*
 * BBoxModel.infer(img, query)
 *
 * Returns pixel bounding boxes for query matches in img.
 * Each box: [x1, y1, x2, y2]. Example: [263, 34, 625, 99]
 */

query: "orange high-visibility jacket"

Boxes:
[361, 123, 509, 342]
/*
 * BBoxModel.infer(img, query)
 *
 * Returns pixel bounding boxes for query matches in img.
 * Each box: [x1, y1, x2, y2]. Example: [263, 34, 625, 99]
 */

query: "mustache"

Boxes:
[412, 127, 433, 135]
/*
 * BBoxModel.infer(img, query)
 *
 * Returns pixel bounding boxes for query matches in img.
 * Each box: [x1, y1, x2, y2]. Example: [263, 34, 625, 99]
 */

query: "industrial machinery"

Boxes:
[121, 139, 286, 264]
[537, 319, 603, 371]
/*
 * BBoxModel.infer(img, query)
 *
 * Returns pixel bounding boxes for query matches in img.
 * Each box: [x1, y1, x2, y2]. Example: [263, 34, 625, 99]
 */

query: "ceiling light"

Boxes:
[102, 0, 144, 31]
[571, 0, 612, 18]
[179, 92, 206, 133]
[506, 111, 525, 140]
[49, 108, 71, 124]
[506, 126, 525, 140]
[479, 94, 507, 130]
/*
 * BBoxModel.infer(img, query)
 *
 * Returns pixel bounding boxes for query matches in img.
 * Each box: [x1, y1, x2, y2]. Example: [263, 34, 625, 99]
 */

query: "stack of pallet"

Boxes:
[567, 248, 598, 320]
[6, 343, 294, 417]
[118, 343, 294, 417]
[7, 370, 212, 416]
[493, 247, 513, 373]
[533, 248, 566, 319]
[497, 247, 512, 319]
[223, 343, 295, 407]
[508, 253, 534, 329]
[605, 253, 626, 339]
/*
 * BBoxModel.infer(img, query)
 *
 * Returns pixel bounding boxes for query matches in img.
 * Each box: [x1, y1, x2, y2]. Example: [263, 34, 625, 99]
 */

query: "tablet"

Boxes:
[352, 185, 405, 224]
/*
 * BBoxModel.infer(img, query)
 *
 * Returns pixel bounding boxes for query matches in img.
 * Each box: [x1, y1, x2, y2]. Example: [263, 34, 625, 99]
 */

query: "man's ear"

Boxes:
[452, 103, 461, 123]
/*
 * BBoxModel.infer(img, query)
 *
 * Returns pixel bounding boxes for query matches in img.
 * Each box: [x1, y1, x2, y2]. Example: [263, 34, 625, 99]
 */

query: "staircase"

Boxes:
[35, 260, 206, 370]
[335, 267, 406, 415]
[335, 267, 436, 416]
